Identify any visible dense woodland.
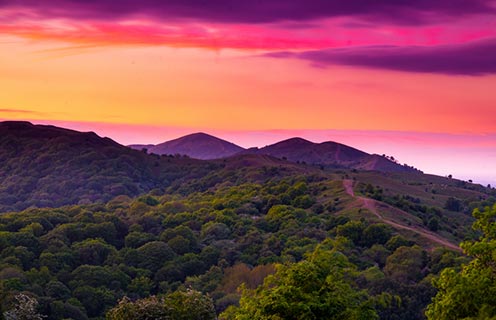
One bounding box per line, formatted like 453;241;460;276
1;172;495;319
0;122;218;212
1;122;496;319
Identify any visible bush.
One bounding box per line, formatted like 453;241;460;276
106;289;216;320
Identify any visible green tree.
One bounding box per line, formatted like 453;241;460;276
45;280;71;300
124;231;156;248
427;217;440;231
127;276;153;299
336;220;364;245
221;244;378;320
444;197;462;212
385;235;413;251
136;241;176;272
361;224;392;247
384;245;426;284
201;222;231;243
426;204;496;320
72;238;116;265
73;286;115;318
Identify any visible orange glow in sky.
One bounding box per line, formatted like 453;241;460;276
2;38;495;133
1;1;495;183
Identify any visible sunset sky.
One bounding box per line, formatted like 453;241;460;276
1;1;495;184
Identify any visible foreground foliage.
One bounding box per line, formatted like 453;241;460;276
3;293;44;320
222;242;378;320
426;204;496;320
106;289;215;320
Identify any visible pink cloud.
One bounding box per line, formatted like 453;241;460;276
1;10;495;51
0;17;339;50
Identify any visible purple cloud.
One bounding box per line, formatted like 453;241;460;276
1;0;495;25
266;38;496;75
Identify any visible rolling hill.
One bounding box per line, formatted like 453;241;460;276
0;121;216;212
242;137;420;173
131;134;419;173
130;132;245;160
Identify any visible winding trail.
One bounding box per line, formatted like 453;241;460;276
343;179;356;197
342;180;461;251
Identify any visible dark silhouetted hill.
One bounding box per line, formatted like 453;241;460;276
241;138;419;173
130;133;244;160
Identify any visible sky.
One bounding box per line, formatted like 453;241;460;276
1;0;495;185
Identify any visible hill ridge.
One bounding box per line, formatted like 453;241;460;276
130;132;244;160
238;135;417;173
0;121;213;211
131;132;419;173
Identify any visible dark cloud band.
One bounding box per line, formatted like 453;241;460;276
267;38;496;75
2;0;495;24
0;108;37;114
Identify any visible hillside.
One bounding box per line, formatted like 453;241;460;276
1;123;496;319
242;137;420;172
0;121;216;212
132;133;420;173
130;132;245;160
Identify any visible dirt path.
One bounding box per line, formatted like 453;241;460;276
342;180;461;252
343;179;355;196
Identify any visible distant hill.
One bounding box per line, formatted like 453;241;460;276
130;132;245;160
241;137;420;173
131;134;419;173
0;121;215;212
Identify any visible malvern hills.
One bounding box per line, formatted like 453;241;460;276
130;131;419;173
130;132;244;160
